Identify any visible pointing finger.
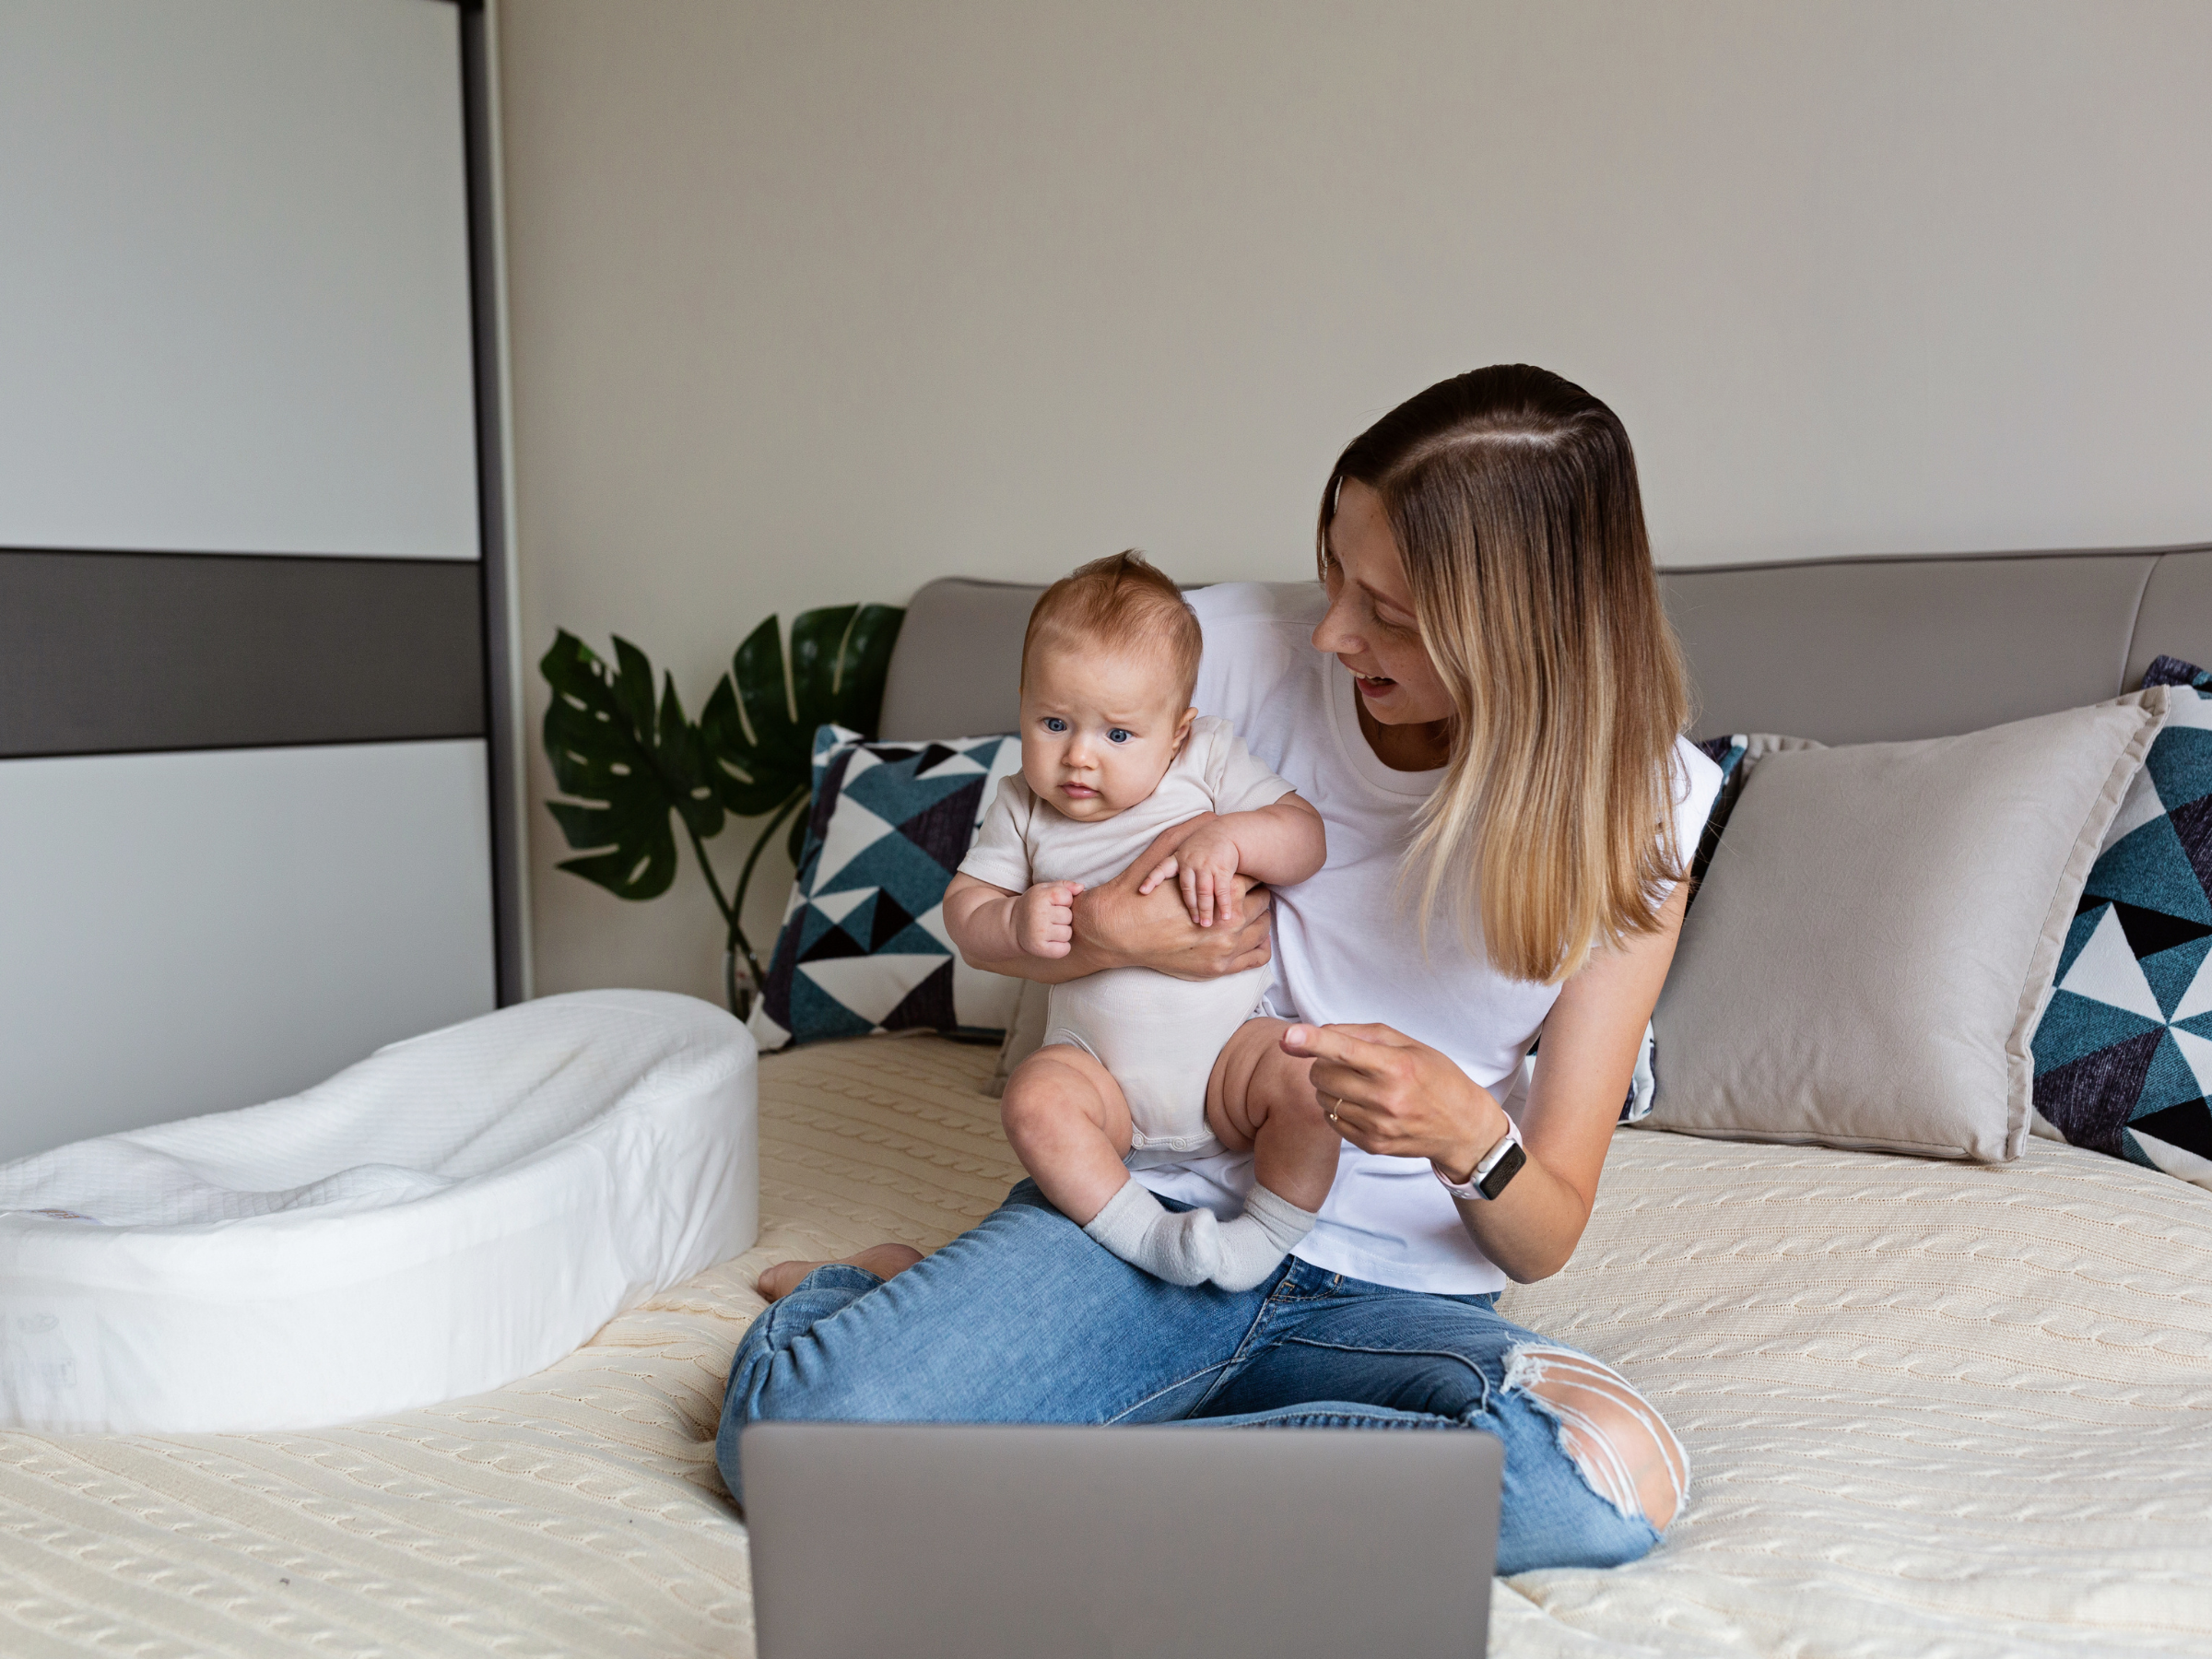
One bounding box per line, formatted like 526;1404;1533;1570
1277;1023;1393;1075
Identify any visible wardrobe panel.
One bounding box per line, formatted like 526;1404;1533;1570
0;0;478;559
0;740;497;1161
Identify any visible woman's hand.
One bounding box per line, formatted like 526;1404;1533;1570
1070;817;1273;981
1277;1022;1505;1178
1270;883;1691;1283
1278;1017;1571;1284
943;819;1271;984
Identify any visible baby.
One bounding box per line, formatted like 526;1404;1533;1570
946;553;1339;1290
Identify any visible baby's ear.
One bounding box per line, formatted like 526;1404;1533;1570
1176;706;1199;747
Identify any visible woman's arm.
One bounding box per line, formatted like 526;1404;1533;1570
1281;881;1688;1283
948;818;1277;985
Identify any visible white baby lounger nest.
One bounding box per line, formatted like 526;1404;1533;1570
0;990;758;1434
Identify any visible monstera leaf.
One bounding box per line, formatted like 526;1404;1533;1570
540;632;723;900
698;603;904;863
539;603;904;1008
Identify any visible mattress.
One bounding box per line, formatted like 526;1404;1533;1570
0;991;758;1433
1;1033;2206;1656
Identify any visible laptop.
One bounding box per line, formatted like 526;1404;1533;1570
743;1422;1500;1659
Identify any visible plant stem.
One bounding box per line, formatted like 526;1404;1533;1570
679;787;808;998
727;790;807;988
677;813;736;927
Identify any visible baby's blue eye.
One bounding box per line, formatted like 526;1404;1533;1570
1043;716;1067;734
1107;728;1132;744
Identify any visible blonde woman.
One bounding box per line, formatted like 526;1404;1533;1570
719;366;1723;1571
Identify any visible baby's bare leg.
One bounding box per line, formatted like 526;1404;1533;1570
1000;1044;1134;1227
1207;1018;1339;1210
1194;1019;1336;1291
1004;1042;1223;1287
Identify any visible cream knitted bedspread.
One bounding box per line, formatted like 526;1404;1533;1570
3;1036;2206;1656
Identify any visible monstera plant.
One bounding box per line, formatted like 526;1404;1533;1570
540;604;903;1017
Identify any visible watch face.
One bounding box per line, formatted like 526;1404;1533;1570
1477;1141;1526;1201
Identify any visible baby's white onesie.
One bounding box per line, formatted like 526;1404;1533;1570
957;715;1293;1157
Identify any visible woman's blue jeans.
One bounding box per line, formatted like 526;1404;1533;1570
717;1181;1662;1575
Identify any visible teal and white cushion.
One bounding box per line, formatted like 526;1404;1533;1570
2030;656;2212;1188
748;726;1023;1052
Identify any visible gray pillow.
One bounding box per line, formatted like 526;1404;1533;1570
1651;692;2170;1161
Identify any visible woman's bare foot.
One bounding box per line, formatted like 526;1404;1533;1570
755;1242;924;1303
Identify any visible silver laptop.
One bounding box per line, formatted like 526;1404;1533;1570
743;1422;1500;1659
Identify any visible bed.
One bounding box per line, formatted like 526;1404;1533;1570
3;1033;2204;1655
6;544;2211;1654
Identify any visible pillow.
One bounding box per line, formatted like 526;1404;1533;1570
1685;733;1825;901
1606;734;1808;1124
748;726;1023;1052
2029;657;2212;1189
985;978;1052;1100
1649;693;2169;1160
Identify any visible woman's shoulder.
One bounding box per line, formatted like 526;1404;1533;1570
1188;582;1326;720
1188;580;1327;633
1665;734;1724;860
1668;733;1723;813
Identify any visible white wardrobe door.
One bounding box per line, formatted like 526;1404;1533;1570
0;742;497;1161
0;0;478;559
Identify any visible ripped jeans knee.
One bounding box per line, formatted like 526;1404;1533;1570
1504;1344;1688;1533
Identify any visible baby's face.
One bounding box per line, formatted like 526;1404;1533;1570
1018;637;1194;823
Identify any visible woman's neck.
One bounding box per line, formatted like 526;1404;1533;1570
1355;693;1453;771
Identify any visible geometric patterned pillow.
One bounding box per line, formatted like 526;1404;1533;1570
2030;657;2212;1190
747;724;1023;1053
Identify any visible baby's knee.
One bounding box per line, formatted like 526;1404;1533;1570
1506;1346;1688;1533
1209;1022;1311;1135
1269;1077;1335;1134
1240;1070;1339;1160
1000;1049;1096;1135
999;1074;1061;1145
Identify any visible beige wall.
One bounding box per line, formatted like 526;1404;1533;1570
497;0;2212;1004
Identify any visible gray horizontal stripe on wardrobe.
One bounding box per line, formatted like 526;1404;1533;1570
0;547;486;759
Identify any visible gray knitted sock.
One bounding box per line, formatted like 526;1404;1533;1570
1208;1183;1320;1292
1082;1179;1221;1287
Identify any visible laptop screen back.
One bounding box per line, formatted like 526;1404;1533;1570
744;1422;1500;1659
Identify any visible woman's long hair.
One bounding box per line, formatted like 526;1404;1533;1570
1320;365;1691;983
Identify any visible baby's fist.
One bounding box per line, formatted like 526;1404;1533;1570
1015;879;1083;958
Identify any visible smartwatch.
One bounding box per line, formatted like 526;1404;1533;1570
1433;1117;1525;1202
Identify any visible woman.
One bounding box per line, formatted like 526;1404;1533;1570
718;365;1722;1571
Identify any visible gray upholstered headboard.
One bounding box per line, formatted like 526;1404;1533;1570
878;543;2212;745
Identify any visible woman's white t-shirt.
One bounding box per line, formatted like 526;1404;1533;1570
1130;582;1724;1295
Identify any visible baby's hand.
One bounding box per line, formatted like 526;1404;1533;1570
1014;880;1084;957
1137;824;1243;928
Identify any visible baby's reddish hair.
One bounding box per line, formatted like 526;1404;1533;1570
1020;551;1201;700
